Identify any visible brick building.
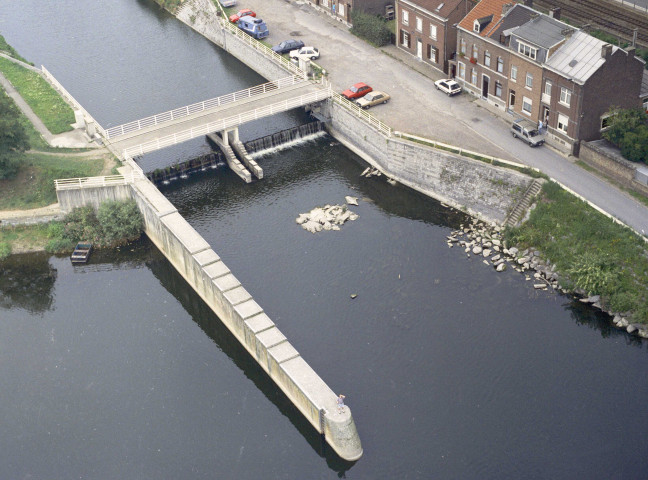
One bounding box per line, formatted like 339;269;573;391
306;0;393;24
396;0;474;74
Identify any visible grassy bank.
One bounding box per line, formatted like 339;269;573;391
505;181;648;323
0;57;75;134
0;34;30;64
0;224;50;258
0;153;103;210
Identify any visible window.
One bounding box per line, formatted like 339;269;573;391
400;30;410;48
416;17;422;32
472;44;478;59
471;69;478;85
525;72;533;88
601;114;615;130
557;113;569;133
544;80;552;96
560;87;572;106
428;45;438;63
511;65;517;81
518;41;537;60
458;62;466;79
522;96;532;115
460;38;466;55
495;81;502;98
402;10;409;25
497;57;503;73
484;51;491;67
473;21;480;32
430;24;437;40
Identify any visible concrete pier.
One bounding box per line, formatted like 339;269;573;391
55;167;363;461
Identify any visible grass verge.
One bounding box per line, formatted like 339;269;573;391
0;224;50;257
0;57;75;134
505;181;648;323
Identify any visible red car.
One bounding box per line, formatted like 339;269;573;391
342;82;372;100
229;9;256;23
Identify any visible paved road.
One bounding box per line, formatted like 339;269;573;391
230;0;648;236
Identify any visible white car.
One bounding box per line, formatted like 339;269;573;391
434;79;462;96
289;46;320;61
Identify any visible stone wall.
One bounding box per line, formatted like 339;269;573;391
56;178;363;461
323;101;534;225
580;140;648;196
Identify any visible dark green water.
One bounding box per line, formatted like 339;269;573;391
0;1;646;478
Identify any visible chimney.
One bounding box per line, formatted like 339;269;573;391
627;46;636;57
601;43;613;60
549;7;561;19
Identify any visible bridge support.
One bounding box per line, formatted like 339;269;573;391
208;127;263;181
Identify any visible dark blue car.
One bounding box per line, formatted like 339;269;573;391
271;39;305;55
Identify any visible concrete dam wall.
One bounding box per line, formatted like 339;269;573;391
56;177;363;461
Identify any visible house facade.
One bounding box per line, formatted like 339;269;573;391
306;0;393;24
396;0;474;74
453;0;645;154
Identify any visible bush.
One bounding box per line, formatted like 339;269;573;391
97;200;143;246
0;241;11;260
602;107;648;163
618;126;648;162
350;10;392;47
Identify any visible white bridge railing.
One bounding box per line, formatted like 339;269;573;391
331;92;393;137
122;87;332;158
54;171;143;191
105;75;307;139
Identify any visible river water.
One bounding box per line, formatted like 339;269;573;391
1;1;647;479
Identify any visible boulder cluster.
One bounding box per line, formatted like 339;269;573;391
296;198;359;233
447;221;648;339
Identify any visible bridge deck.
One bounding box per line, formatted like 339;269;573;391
107;80;331;159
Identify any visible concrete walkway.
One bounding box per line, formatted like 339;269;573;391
230;0;648;237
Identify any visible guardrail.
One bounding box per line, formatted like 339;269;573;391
105;75;307;139
331;92;393;137
122;87;332;158
41;65;107;139
54;171;143;191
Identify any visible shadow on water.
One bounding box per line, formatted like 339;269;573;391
0;253;57;314
143;244;357;474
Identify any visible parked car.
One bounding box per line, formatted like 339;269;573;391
237;16;269;40
510;118;545;147
271;39;305;55
341;82;372;100
355;90;390;109
289;46;320;60
229;9;255;23
220;0;237;7
434;79;462;96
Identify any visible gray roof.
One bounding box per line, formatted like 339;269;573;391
545;31;618;84
486;4;535;39
511;13;574;49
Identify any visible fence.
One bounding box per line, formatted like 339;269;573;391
54;171;143;191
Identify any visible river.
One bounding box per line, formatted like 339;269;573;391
0;1;647;479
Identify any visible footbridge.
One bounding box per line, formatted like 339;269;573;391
102;75;332;177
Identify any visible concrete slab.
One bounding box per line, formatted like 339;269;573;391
280;356;334;401
234;298;264;319
245;313;274;333
213;273;240;292
193;248;220;267
161;212;211;254
268;341;300;364
224;285;252;305
256;327;287;349
203;260;230;279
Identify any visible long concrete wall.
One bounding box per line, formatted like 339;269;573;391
322;101;534;225
56;178;363;461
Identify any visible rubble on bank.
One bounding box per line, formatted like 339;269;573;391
296;202;359;233
446;220;648;340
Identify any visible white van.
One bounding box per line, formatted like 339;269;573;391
510;118;545;147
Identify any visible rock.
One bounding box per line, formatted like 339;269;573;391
345;196;359;206
483;260;489;266
482;249;491;257
534;283;546;289
464;247;470;253
627;324;637;334
492;239;501;246
508;247;519;256
586;295;600;304
491;254;501;262
360;167;370;176
349;213;359;221
447;236;458;242
517;256;529;265
493;245;500;252
472;246;483;255
350;293;357;299
638;329;648;339
496;263;506;272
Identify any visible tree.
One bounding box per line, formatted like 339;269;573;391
0;91;29;179
602;107;647;145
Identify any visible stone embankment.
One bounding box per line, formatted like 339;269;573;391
447;221;648;339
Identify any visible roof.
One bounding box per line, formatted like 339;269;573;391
641;69;648;98
510;13;574;48
400;0;469;20
492;4;535;38
457;0;513;36
545;31;618;84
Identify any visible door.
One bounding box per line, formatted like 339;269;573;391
482;74;489;98
346;3;351;22
509;90;516;109
417;39;423;59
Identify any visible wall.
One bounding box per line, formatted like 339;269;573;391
580;140;648;196
323;101;534;224
56;177;363;462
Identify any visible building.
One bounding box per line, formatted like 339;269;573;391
396;0;475;74
305;0;394;24
453;0;645;154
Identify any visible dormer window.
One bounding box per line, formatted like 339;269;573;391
473;15;493;33
518;41;537;60
473;20;480;32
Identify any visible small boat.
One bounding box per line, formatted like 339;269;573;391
71;242;93;264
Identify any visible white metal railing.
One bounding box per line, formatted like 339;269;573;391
40;65;107;139
105;75;307;139
54;171;143;191
122;87;332;158
331;92;393;137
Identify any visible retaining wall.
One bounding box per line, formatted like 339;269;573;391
56;178;362;461
323;102;534;225
580;140;648;196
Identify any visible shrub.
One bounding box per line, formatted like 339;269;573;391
350;10;392;47
618;126;648;163
602;107;648;163
97;200;143;246
0;241;11;260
